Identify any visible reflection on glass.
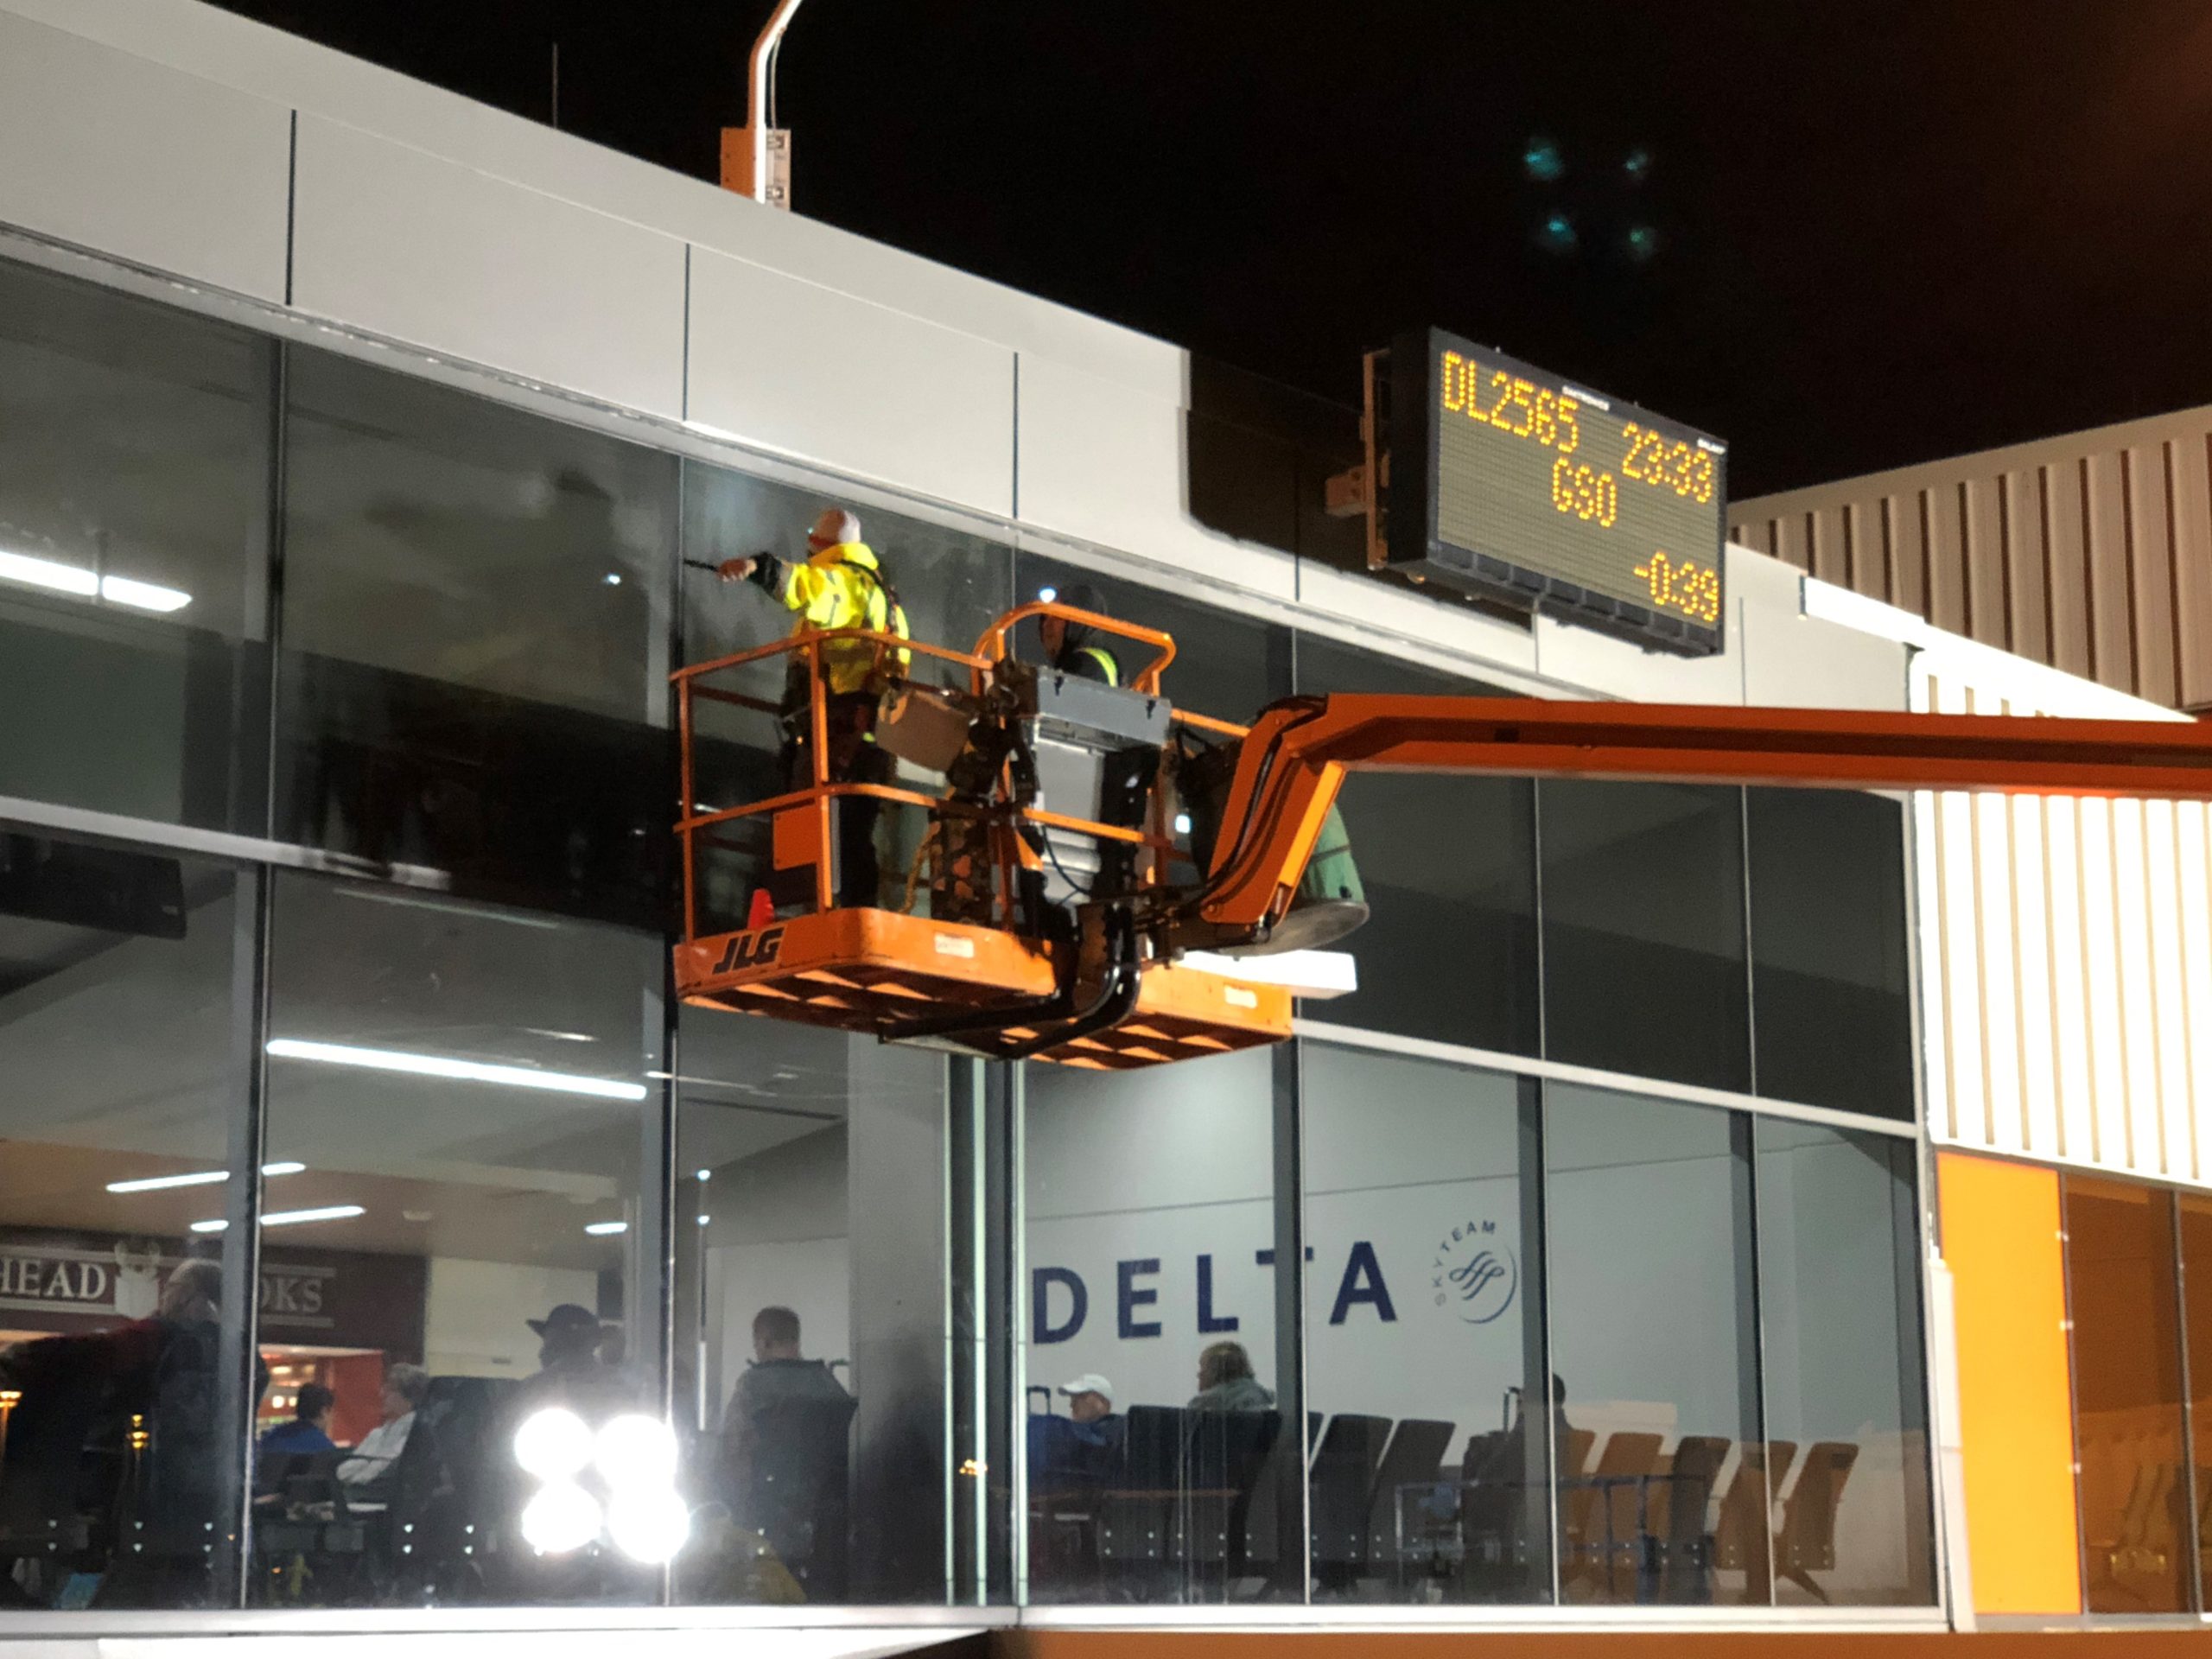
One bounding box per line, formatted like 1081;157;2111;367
0;257;264;830
1546;1084;1763;1605
1302;1046;1549;1604
1745;789;1913;1119
0;830;245;1607
1541;781;1751;1093
2178;1194;2212;1608
2064;1177;2190;1613
1023;1050;1280;1604
254;874;655;1606
1293;636;1537;1053
671;1013;948;1605
276;348;675;926
1756;1120;1934;1605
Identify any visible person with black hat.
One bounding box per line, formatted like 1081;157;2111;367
1038;582;1121;686
514;1302;629;1420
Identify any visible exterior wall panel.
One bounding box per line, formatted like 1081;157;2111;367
290;116;687;419
686;246;1015;518
1015;353;1298;603
1935;1151;2083;1616
1738;408;2212;712
0;10;289;302
1910;636;2212;1187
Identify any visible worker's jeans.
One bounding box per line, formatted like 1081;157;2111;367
779;692;891;908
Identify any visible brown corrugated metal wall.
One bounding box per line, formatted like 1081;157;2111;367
1732;416;2212;712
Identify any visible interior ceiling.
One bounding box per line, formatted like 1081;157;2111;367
0;861;869;1268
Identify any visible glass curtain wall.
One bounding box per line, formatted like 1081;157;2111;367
0;260;270;834
0;830;252;1609
1021;1050;1281;1605
0;245;1944;1618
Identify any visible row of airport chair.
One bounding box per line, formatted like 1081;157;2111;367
1040;1404;1862;1605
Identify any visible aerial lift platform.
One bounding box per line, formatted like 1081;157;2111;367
674;601;2212;1070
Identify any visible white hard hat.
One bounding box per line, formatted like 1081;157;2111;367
809;507;861;547
1057;1373;1113;1404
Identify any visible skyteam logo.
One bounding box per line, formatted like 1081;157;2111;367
1431;1219;1517;1326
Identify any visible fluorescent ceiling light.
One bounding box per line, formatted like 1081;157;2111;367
190;1204;365;1234
267;1038;648;1101
584;1220;628;1236
106;1160;307;1194
99;574;192;613
0;550;192;612
0;550;98;597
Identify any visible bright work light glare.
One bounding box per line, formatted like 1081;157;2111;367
606;1488;689;1564
595;1414;679;1491
1037;587;1058;602
519;1480;601;1554
513;1408;594;1480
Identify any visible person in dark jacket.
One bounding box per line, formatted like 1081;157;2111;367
1039;582;1121;685
258;1382;336;1459
1027;1373;1124;1494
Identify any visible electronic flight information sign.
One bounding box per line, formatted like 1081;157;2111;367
1385;327;1729;655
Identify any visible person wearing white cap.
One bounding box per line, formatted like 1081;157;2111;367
1058;1373;1114;1423
1030;1372;1123;1494
717;506;912;906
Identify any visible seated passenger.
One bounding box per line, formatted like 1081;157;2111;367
513;1303;632;1420
258;1382;337;1460
339;1363;429;1500
1028;1373;1124;1494
1187;1340;1275;1412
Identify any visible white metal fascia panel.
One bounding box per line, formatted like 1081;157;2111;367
2044;798;2099;1166
2005;787;2059;1160
0;9;289;302
2177;803;2212;1185
289;116;687;419
685;247;1014;518
1015;353;1297;602
2146;799;2195;1185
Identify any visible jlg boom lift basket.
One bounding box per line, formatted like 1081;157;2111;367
671;602;1292;1069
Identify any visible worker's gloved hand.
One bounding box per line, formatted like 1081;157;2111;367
716;556;756;582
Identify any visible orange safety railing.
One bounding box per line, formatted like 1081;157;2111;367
671;606;1245;950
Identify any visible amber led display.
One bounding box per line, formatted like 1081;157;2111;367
1387;328;1729;655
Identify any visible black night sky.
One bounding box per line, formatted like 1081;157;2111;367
212;1;2212;497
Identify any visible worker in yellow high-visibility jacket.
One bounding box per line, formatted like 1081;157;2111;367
720;507;912;908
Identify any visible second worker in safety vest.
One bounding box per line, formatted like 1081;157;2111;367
720;507;911;909
1038;582;1121;686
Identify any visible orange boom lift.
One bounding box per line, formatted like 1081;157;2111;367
673;604;2212;1070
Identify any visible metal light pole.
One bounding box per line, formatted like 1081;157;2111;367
720;0;807;208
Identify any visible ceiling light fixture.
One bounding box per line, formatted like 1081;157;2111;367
583;1220;628;1236
99;575;192;613
0;550;192;613
106;1160;307;1194
190;1204;365;1234
267;1038;647;1101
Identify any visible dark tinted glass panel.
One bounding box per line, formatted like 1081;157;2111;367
1756;1121;1935;1605
671;1012;954;1605
2063;1177;2190;1613
1293;635;1538;1052
1546;1085;1764;1604
276;350;675;927
0;257;266;831
1023;1050;1280;1604
1013;552;1289;722
679;469;1013;927
1302;1046;1550;1604
1541;782;1750;1093
1747;789;1913;1118
0;829;249;1607
257;874;658;1607
2179;1193;2212;1609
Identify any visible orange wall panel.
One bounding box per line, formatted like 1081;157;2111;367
1936;1151;2081;1615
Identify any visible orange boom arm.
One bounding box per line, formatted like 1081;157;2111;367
1197;696;2212;939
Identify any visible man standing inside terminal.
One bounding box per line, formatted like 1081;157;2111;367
720;508;910;907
